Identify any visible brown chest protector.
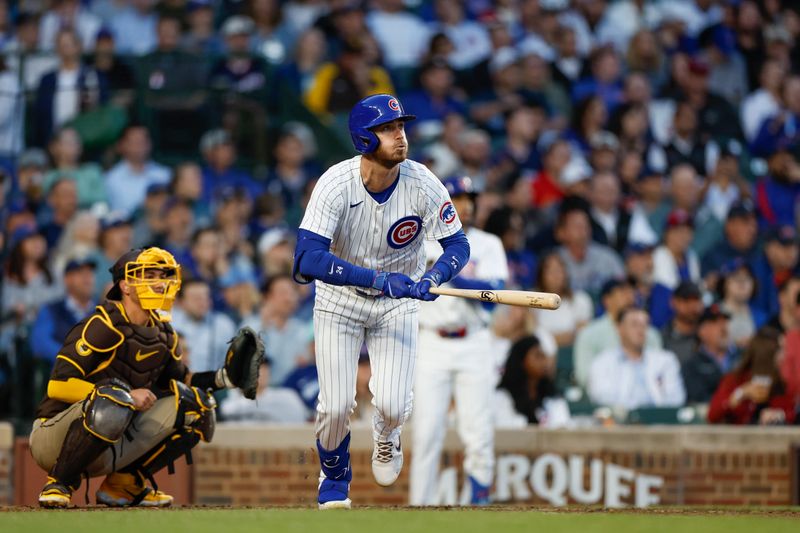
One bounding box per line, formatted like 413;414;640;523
88;303;178;389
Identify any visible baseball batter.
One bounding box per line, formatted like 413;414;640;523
410;177;509;506
293;94;470;509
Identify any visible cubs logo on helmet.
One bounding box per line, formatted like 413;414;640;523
387;216;423;249
388;98;400;111
439;202;457;224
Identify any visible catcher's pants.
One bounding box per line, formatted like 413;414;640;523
30;397;178;477
314;296;418;450
409;327;495;506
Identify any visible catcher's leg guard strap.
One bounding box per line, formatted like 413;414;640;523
317;432;352;482
170;379;216;442
123;428;202;486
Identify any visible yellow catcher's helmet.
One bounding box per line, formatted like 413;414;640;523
106;247;182;319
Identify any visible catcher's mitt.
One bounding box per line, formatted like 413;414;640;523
225;326;265;400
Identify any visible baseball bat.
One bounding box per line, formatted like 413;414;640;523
428;287;561;310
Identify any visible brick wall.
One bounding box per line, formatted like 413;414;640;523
193;425;800;507
0;422;12;505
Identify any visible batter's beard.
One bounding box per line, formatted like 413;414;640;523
372;145;408;168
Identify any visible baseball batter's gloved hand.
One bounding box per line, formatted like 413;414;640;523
373;271;414;298
410;271;441;301
224;326;265;400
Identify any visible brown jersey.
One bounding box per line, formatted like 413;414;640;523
36;301;189;419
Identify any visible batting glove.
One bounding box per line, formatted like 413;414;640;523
373;271;414;299
410;271;441;301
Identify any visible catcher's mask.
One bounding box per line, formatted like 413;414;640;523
106;247;182;320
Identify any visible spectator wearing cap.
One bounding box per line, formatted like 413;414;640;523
89;214;133;299
241;274;312;386
740;59;785;143
10;149;50;213
588;307;685;411
38;178;78;249
365;0;430;70
218;263;260;325
752;227;799;317
171;278;237;373
588;171;657;254
108;0;158;56
573;278;663;389
652;208;700;291
659;281;704;364
700;200;759;277
42;127;105;208
104;124;170;216
751;76;800;158
1;227;61;332
91;27;136;104
399;59;467;138
181;0;223;56
469;46;524;136
209;16;268;97
199;128;263;204
257;227;294;281
303;37;395;119
33;28;109;146
676;57;742;140
681;304;738;404
763;24;796;81
533;252;593;348
220;359;310;423
708;326;795;425
430;0;492;70
38;0;101;52
717;260;767;348
29;258;96;367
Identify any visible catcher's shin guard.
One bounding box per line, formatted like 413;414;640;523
121;380;216;486
47;382;136;493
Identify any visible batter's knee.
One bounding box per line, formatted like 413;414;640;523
320;399;356;425
85;382;136;443
373;397;407;429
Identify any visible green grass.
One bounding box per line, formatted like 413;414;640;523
1;508;800;533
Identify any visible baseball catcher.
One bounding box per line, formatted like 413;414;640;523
30;247;263;508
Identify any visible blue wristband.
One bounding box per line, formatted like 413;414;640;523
372;271;388;291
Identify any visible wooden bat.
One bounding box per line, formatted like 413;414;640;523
428;287;561;310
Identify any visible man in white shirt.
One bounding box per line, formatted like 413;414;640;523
170;278;237;373
104;124;170;216
366;0;430;69
588;306;685;411
38;0;101;52
573;278;662;388
741;59;785;143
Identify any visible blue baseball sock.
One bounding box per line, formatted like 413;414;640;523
317;433;352;482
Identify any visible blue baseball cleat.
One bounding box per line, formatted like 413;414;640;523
469;476;491;505
318;473;352;510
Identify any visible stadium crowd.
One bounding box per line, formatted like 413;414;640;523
2;0;800;428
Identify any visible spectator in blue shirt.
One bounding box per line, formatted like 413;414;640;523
30;258;97;367
199;128;263;203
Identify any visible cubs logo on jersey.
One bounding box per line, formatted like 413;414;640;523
439;202;456;224
387;216;423;249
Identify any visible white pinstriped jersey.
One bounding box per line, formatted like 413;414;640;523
420;227;509;331
300;156;462;310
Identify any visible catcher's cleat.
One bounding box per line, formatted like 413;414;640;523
96;472;173;507
38;477;73;508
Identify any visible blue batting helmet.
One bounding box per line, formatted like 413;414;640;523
348;94;416;154
443;176;478;198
